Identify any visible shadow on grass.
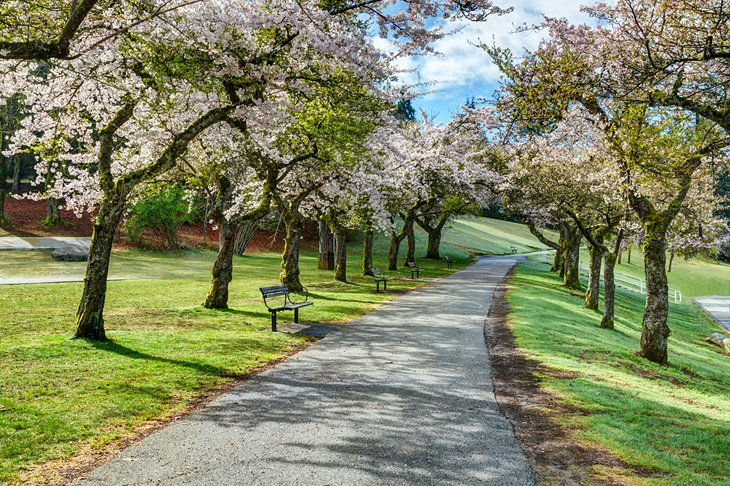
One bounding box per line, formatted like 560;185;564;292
84;339;237;378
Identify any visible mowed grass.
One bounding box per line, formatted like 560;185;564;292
0;243;466;483
507;262;730;485
608;247;730;300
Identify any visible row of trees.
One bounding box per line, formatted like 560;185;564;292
1;0;728;367
480;0;730;364
0;0;506;341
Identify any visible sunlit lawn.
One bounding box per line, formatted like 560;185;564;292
507;262;730;485
0;242;466;483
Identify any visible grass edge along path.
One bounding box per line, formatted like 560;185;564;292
0;248;468;485
504;262;730;486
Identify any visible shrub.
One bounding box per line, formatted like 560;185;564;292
125;185;194;248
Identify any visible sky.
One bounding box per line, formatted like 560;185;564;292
394;1;597;122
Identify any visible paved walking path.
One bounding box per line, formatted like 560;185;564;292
78;257;535;486
695;297;730;332
0;236;91;251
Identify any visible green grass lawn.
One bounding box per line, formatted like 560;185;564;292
610;247;730;300
371;216;556;260
507;262;730;485
0;240;466;483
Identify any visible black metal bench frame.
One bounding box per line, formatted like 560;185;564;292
370;267;393;292
260;284;313;332
405;261;422;279
510;246;518;254
444;255;453;269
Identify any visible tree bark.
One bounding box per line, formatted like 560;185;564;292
562;224;582;291
43;196;63;226
626;246;632;264
318;220;334;270
387;229;401;271
362;218;374;276
74;195;126;340
668;250;675;273
11;156;20;193
280;215;303;292
404;224;415;265
0;154;7;225
425;227;442;259
585;238;604;310
601;232;623;329
640;228;671;364
203;211;235;309
329;211;347;282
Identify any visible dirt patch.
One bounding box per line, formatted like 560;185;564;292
484;267;660;485
0;198;93;237
20;339;317;486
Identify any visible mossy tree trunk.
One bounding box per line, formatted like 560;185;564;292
640;227;670;363
74;193;126;340
601;230;623;329
203;170;276;309
328;209;347;282
318;221;334;270
628;176;693;364
526;220;562;272
43;196;63;226
280;213;303;292
404;225;415;265
562;224;582;291
74;102;236;340
362;217;374;276
585;233;606;310
387;203;424;271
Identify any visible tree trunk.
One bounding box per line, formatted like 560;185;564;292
0;154;7;226
387;230;401;271
203;212;235;309
43;196;63;226
404;225;415;265
601;251;618;329
562;225;582;291
667;250;675;273
280;216;303;292
627;246;632;264
585;241;603;310
362;219;374;276
618;250;622;265
557;223;570;277
329;211;347;282
318;221;334;270
425;227;442;259
12;156;20;193
601;232;623;329
74;195;126;340
640;230;670;364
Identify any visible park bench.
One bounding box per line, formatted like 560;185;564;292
371;267;393;292
444;255;453;269
405;261;422;279
510;246;517;254
260;284;313;332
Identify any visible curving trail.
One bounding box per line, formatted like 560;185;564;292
79;256;535;486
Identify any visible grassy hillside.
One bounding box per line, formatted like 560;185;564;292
507;263;730;485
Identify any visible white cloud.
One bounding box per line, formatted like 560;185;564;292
401;0;599;119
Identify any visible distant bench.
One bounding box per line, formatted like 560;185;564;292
370;268;393;292
510;246;517;254
405;261;422;279
260;285;313;332
444;255;453;269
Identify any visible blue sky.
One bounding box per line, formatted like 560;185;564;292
394;1;597;122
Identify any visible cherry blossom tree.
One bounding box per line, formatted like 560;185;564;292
487;19;729;363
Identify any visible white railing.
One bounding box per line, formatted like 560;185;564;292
579;264;682;304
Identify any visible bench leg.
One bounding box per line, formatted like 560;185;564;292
294;307;299;323
271;312;277;332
